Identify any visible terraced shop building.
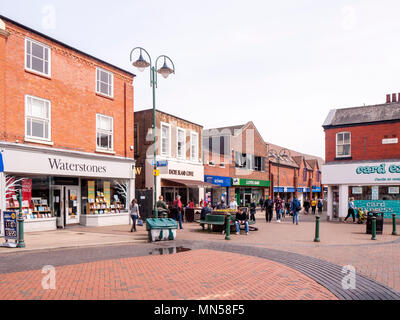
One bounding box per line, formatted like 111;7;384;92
322;94;400;221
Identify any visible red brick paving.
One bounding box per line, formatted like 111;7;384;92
0;249;337;300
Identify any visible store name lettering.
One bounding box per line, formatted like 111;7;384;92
356;164;400;175
48;158;107;173
169;170;194;177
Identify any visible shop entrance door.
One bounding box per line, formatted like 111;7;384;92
244;193;252;206
65;186;80;225
51;186;64;228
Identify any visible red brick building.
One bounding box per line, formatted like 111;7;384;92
322;94;400;220
203;122;270;207
0;16;135;232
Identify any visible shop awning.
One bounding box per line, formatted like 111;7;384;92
162;178;218;188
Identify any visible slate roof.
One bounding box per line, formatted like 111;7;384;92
323;103;400;128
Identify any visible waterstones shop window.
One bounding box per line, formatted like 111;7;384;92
96;68;114;98
96;114;113;150
25;38;51;77
81;179;128;215
25;95;51;141
337;132;351;157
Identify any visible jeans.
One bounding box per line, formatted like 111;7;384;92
293;212;299;224
345;208;356;222
276;209;281;221
176;212;183;229
130;215;137;231
250;211;256;222
235;221;249;233
312;206;316;215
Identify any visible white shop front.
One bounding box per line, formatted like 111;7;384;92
0;143;135;233
322;160;400;221
145;159;207;206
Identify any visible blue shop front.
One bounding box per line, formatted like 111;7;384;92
204;175;232;206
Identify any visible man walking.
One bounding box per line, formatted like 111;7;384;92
291;196;301;225
274;195;283;223
265;196;274;223
250;198;256;222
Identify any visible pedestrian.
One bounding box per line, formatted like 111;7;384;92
344;197;356;223
311;198;317;215
200;202;212;230
173;195;184;230
303;198;310;214
229;197;238;210
217;199;227;209
265;196;274;223
235;207;249;235
259;197;264;209
291;196;301;225
285;200;291;216
274;195;283;223
250;198;256;222
129;199;141;232
317;198;323;213
156;195;169;217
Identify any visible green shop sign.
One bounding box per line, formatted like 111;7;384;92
356;163;400;175
354;200;400;219
232;178;270;187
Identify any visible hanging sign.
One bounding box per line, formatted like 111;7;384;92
104;181;111;205
21;179;32;205
88;181;95;202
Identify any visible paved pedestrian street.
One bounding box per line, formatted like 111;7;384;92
1;213;400;300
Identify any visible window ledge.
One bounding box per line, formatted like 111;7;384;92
334;156;352;161
24;138;54;146
25;68;52;80
96;149;116;155
95;92;114;100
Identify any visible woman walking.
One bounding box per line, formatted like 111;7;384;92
129;199;141;232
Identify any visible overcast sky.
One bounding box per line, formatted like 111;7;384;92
2;0;400;158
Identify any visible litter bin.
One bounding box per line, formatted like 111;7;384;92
366;212;384;235
146;218;178;242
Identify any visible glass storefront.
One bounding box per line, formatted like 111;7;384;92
349;185;400;201
235;187;264;207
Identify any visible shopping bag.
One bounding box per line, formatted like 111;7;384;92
137;219;143;227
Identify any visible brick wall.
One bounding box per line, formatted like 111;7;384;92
325;122;400;163
1;19;134;158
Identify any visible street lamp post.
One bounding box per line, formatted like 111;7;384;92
268;148;290;199
130;47;175;219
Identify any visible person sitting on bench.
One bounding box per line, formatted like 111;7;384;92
200;202;212;230
235;207;249;235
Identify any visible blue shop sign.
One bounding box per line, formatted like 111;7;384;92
0;152;3;173
287;187;296;193
274;187;285;193
297;188;304;192
204;175;231;187
150;160;168;167
312;187;322;192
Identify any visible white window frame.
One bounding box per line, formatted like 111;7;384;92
176;127;186;159
25;95;51;142
160;122;171;157
96;67;114;98
96;114;114;152
25;38;51;78
336;132;351;158
190;132;199;161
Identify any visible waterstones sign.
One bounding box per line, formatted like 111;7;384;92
2;148;133;179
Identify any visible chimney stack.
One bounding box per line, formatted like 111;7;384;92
386;94;391;103
392;93;397;103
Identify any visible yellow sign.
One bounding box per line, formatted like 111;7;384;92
153;170;160;177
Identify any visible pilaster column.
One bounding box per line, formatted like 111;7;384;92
0;171;5;236
327;185;333;221
339;184;349;221
0;20;10;141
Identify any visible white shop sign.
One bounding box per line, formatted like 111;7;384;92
146;159;204;181
3;148;134;179
322;161;400;185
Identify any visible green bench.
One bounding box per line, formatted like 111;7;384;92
197;214;255;232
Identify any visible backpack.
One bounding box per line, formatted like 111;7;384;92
295;200;301;211
318;201;323;208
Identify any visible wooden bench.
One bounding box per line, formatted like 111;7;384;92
197;214;255;232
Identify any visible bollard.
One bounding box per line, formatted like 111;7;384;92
16;190;25;248
225;214;231;240
392;213;398;236
371;216;377;240
314;215;320;242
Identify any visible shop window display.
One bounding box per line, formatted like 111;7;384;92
81;179;128;215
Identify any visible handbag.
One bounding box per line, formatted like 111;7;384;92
137;219;143;227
